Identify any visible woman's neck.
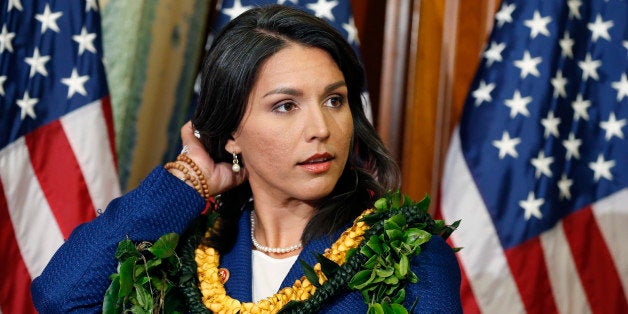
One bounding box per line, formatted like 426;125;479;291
250;196;315;258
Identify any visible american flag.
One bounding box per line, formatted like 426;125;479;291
0;0;120;312
440;0;628;313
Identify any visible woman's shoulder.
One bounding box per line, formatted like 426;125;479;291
406;235;462;313
416;235;458;264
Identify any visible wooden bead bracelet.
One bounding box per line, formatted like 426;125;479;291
164;154;210;201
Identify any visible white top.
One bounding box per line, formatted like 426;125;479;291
251;250;298;302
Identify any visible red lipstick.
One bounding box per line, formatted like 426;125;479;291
298;153;333;174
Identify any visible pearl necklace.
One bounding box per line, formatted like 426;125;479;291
250;211;303;254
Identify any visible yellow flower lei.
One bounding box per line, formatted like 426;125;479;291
195;209;373;314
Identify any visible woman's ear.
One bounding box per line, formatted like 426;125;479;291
225;138;241;155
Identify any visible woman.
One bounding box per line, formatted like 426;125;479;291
32;5;461;313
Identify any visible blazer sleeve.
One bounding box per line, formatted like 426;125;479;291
31;167;206;314
405;235;463;313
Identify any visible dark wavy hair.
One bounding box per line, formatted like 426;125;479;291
192;5;400;252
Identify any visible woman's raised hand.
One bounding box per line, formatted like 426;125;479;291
173;121;247;198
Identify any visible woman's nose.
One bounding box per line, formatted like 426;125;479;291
305;106;331;141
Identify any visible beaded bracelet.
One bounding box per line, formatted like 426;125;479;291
177;154;211;199
164;154;210;201
164;161;208;201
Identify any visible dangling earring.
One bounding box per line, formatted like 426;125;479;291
232;152;241;173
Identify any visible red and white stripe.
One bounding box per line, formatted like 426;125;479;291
440;129;628;314
0;98;120;313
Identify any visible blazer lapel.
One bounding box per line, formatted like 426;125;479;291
280;226;345;289
221;209;253;302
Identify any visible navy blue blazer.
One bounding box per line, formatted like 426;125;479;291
31;167;462;313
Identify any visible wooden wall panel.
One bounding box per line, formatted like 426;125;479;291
401;0;447;202
377;1;413;160
399;0;499;208
350;0;387;122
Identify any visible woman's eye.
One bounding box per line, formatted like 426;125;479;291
273;102;298;113
325;95;345;108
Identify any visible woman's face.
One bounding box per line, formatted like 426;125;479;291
228;44;353;204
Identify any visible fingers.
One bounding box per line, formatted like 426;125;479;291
180;121;200;147
180;121;209;165
177;121;248;196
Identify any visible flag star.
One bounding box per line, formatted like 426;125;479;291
0;25;16;53
35;4;64;33
472;80;495;106
519;192;544;221
72;27;97;55
307;0;338;21
531;151;554;178
600;112;626;141
0;75;6;96
571;94;591;121
504;90;532;118
611;73;628;102
492;131;521;159
589;154;615;182
551;70;568;98
558;174;573;200
7;0;23;11
578;53;601;81
541;111;561;138
624;41;628;54
514;51;542;79
587;14;613;42
524;10;552;39
342;17;359;44
61;68;90;98
278;0;299;3
86;0;99;11
495;3;516;28
559;32;575;59
562;133;582;160
16;91;38;120
483;41;505;66
567;0;582;20
222;0;253;21
24;48;51;78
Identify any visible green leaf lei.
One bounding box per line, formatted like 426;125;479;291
103;233;186;313
277;191;459;313
104;191;459;313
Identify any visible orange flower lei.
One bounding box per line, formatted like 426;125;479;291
194;209;373;313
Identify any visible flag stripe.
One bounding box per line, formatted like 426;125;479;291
101;97;118;169
61;99;120;212
591;189;628;297
0;180;37;314
563;205;628;313
540;221;591;313
441;130;526;313
0;138;64;279
457;253;482;314
25;121;97;238
505;238;559;313
437;207;481;313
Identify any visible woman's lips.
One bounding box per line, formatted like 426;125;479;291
298;153;333;174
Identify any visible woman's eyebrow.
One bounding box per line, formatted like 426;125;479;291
263;81;347;98
324;81;347;94
264;87;302;98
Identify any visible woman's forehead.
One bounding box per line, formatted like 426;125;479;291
253;45;343;89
